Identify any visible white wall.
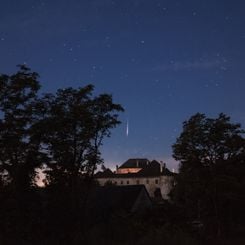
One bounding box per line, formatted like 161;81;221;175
96;176;173;199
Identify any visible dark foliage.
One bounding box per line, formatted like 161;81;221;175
172;113;245;239
0;66;123;244
1;67;244;244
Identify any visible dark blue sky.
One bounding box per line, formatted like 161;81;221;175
1;0;245;170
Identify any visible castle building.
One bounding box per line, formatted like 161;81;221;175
95;158;174;199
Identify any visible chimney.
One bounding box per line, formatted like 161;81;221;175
160;161;166;173
116;165;118;173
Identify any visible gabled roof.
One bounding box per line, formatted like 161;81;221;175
161;167;175;176
87;185;152;220
95;168;114;178
95;159;175;178
137;161;161;176
119;158;150;169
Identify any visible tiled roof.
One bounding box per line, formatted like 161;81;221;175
95;159;174;178
95;168;114;178
87;185;152;218
119;158;150;169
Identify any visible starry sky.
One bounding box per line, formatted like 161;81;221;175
1;0;245;171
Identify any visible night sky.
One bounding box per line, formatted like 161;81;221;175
1;0;245;171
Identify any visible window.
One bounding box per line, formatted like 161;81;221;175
155;179;159;184
146;179;149;184
127;180;129;185
136;180;140;184
121;180;124;185
114;181;117;185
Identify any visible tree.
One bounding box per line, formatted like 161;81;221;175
0;66;124;244
0;65;46;244
38;86;124;243
39;86;124;187
0;65;44;190
172;113;245;237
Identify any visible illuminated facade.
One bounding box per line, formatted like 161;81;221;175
95;159;174;199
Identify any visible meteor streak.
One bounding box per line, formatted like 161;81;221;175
126;120;129;137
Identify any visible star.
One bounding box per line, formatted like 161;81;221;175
0;0;244;172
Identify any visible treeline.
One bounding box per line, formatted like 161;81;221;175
0;66;245;245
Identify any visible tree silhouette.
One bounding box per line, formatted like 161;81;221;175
0;65;47;244
0;66;124;244
172;113;245;237
0;65;43;190
38;86;124;186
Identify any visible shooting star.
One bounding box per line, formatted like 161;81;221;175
126;120;129;137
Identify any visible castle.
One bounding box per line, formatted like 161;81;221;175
95;158;174;199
